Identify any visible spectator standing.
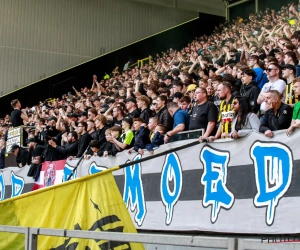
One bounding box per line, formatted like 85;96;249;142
95;115;110;145
214;82;235;139
125;98;140;118
259;90;293;138
109;117;134;151
225;96;260;139
10;99;29;127
87;120;98;140
49;131;78;158
155;95;173;132
112;106;124;127
10;144;28;168
247;55;268;89
240;69;260;113
164;102;190;143
257;63;286;113
284;52;300;77
136;95;152;124
128;118;151;154
76;122;92;158
189;87;218;139
281;64;298;106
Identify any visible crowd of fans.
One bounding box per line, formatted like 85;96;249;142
2;2;300;171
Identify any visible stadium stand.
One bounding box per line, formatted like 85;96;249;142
2;1;300;170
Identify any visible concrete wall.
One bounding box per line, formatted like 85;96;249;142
0;0;198;96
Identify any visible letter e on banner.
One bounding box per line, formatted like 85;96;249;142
200;146;234;223
160;152;182;225
250;141;293;226
123;154;146;226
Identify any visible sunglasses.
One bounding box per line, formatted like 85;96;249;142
233;102;238;105
266;68;277;72
152;103;158;105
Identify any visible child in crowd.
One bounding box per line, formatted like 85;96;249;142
84;140;101;159
98;127;120;156
145;124;166;155
109;117;135;152
128;118;151;154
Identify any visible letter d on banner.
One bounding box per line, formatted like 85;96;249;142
123;154;146;226
250;142;293;226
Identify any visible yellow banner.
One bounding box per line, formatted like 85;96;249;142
0;169;144;250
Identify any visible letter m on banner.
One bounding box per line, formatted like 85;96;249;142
123;154;146;226
250;141;293;226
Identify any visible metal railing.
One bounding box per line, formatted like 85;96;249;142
1;225;300;250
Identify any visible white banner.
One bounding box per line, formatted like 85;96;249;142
1;130;300;234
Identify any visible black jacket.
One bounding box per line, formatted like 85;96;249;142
97;125;110;145
140;108;153;124
77;133;92;158
55;141;78;158
155;106;173;132
259;103;293;133
241;82;261;113
16;148;29;167
133;127;151;151
98;141;118;156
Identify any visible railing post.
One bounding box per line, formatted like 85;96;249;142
28;228;38;250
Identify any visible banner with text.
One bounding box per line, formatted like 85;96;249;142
1;130;300;234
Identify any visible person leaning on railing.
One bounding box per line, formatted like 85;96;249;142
224;96;260;140
259;90;293;138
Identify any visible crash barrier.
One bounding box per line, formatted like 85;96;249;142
1;129;300;236
1;225;300;250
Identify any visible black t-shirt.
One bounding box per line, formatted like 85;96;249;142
10;109;23;127
113;117;122;127
189;101;218;133
128;109;140;119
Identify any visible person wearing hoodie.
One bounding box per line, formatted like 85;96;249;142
240;69;260;113
128;118;151;154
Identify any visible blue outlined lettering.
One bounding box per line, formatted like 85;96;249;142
63;164;76;182
0;173;5;200
123;154;146;226
88;162;107;175
250;141;293;226
11;172;24;198
200;146;234;223
160;152;182;225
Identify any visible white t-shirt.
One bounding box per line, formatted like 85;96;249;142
260;79;286;111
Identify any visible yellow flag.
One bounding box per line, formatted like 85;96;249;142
0;169;144;250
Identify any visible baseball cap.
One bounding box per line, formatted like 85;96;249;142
122;117;133;126
186;84;197;93
281;64;296;73
10;144;20;153
124;97;137;104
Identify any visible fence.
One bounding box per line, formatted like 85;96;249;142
0;225;299;250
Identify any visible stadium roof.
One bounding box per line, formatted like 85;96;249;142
131;0;229;16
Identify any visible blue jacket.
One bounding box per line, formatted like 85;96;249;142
146;132;164;151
